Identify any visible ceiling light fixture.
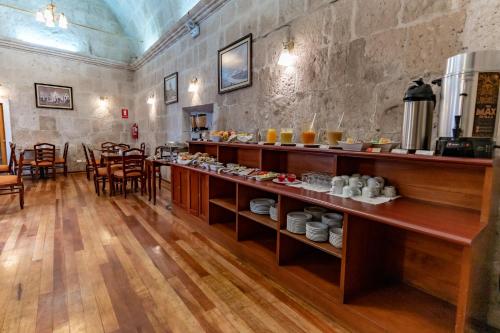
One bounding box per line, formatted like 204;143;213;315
36;1;68;29
188;78;199;93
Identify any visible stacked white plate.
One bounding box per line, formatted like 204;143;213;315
329;227;343;248
250;198;275;215
306;222;329;242
286;212;312;234
304;206;327;220
269;204;278;221
321;213;343;228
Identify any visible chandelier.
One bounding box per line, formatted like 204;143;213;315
35;1;68;29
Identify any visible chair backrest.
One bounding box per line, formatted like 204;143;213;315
63;142;69;160
34;143;55;164
82;143;90;164
140;142;146;151
16;152;24;183
122;148;144;176
101;142;115;149
8;142;16;174
155;145;169;159
87;148;99;171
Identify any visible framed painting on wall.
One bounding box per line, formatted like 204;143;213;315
34;83;74;110
218;33;252;94
164;72;178;105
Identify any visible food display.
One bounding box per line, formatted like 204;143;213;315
370;138;400;152
252;171;279;181
177;152;216;165
273;173;299;185
338;138;372;151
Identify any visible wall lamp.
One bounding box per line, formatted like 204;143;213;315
99;96;109;108
278;40;297;67
188;77;199;93
147;93;155;105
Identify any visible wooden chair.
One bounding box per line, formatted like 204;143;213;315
113;143;130;152
101;142;116;150
154;145;168;192
0;142;16;174
88;148;109;196
140;142;146;152
112;148;145;198
82;143;95;180
31;143;56;180
0;152;25;208
55;142;69;176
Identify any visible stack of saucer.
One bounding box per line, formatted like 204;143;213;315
269;204;278;221
329;227;343;248
321;213;343;228
306;222;329;242
250;198;275;215
286;212;312;234
304;206;327;220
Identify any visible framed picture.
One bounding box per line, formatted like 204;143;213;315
218;33;252;94
164;72;178;105
34;83;73;110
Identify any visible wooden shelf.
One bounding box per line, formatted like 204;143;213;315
239;210;277;230
211;221;236;237
209;197;236;212
188;141;493;167
280;249;341;299
346;284;456;333
280;229;342;258
176;164;483;246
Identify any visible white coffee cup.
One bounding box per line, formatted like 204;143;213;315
383;186;397;198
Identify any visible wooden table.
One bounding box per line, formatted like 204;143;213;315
145;158;170;205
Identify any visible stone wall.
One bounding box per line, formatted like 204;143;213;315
132;0;500;328
0;47;134;171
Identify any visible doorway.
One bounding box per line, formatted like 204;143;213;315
0;104;7;164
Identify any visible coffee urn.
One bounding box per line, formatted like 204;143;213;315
401;79;436;151
436;50;500;158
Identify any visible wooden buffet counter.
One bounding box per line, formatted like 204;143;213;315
170;141;497;333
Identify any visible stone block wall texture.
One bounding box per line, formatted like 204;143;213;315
0;47;135;172
132;0;500;328
2;0;500;328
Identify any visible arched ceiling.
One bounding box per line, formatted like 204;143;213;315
0;0;199;63
102;0;199;53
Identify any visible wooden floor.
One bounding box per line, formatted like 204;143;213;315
0;173;350;333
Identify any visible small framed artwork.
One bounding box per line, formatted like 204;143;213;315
164;72;178;105
34;83;74;110
218;33;252;94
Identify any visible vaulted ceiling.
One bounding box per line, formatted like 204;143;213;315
0;0;199;63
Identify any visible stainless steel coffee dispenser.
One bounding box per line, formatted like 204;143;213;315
436;50;500;158
401;79;435;151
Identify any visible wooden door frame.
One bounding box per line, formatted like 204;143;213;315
0;99;13;164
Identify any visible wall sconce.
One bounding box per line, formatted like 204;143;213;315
278;40;297;67
188;78;199;93
99;96;109;108
147;93;155;105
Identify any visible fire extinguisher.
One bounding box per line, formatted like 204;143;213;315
131;123;139;140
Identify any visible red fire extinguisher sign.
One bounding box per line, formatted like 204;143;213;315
121;108;129;119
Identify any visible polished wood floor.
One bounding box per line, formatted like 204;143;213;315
0;174;350;333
